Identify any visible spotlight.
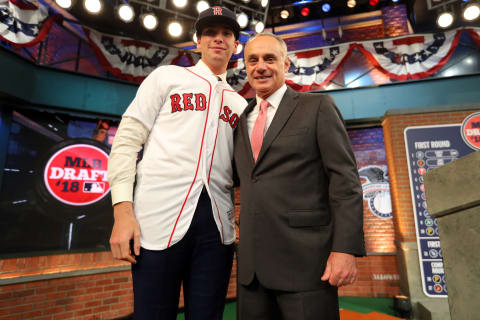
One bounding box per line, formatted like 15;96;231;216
117;3;135;23
237;12;249;28
301;7;310;16
141;13;158;30
172;0;186;8
369;0;379;6
347;0;356;8
168;21;183;37
464;3;480;21
261;0;268;8
322;3;330;12
55;0;73;9
236;43;243;55
392;0;399;2
193;32;197;43
241;0;251;3
84;0;102;14
251;19;264;33
196;0;209;13
280;9;289;19
437;11;454;28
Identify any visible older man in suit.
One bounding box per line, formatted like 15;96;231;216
234;32;365;320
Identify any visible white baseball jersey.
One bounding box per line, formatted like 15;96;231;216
112;60;247;250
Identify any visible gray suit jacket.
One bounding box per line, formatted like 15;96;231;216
234;87;365;292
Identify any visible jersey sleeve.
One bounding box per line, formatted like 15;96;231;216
107;117;149;205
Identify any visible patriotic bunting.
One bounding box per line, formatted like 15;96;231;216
85;28;200;83
0;0;61;47
466;27;480;47
357;29;462;81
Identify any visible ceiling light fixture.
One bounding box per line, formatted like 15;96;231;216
301;7;310;16
280;9;289;19
347;0;356;8
55;0;73;9
322;3;330;13
237;12;249;28
196;0;209;13
84;0;102;14
168;20;183;37
261;0;268;8
437;11;454;28
463;3;480;21
172;0;187;8
250;19;265;33
117;3;135;23
193;32;197;42
141;13;158;30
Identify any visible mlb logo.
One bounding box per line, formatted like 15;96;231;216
83;182;105;193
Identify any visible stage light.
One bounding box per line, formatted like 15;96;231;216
437;11;454;28
237;12;249;28
236;43;243;54
280;9;289;19
322;3;330;12
347;0;356;8
196;0;209;13
392;0;400;2
369;0;379;6
193;32;197;43
241;0;251;3
56;0;72;9
250;19;264;33
141;13;158;30
168;21;183;37
117;4;135;23
463;3;480;21
301;7;310;16
172;0;187;8
261;0;268;8
84;0;102;14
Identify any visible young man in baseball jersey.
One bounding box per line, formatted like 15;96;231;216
108;7;247;320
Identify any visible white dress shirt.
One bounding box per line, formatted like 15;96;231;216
247;84;288;138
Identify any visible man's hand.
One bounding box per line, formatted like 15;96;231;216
321;252;357;287
109;202;141;264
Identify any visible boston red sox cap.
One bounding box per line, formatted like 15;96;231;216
195;6;240;40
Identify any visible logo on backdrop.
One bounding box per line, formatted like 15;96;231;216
43;144;110;206
460;112;480;151
359;165;392;219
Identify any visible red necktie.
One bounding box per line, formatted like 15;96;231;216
251;100;269;162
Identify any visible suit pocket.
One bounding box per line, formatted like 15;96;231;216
278;127;308;137
288;209;330;227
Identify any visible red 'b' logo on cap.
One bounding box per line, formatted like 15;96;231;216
213;6;222;15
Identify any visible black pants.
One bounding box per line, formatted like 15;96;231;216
132;192;234;320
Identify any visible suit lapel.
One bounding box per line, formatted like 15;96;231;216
239;99;256;167
255;87;299;166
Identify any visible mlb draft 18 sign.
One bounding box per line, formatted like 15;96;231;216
43;143;110;206
461;112;480;151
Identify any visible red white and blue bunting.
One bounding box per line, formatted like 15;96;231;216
0;0;60;47
466;27;480;47
85;28;200;82
357;29;462;80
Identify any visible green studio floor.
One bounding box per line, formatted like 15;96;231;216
176;297;398;319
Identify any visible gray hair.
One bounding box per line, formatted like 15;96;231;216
245;32;288;58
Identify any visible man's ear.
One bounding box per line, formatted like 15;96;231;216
284;56;290;72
